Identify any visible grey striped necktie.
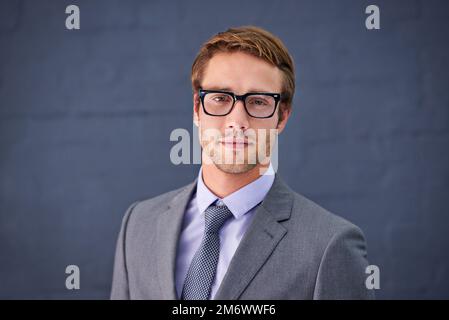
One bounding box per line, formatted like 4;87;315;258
181;202;234;300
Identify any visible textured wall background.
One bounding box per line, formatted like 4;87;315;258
0;0;448;299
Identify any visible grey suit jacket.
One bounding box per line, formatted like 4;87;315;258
111;174;375;300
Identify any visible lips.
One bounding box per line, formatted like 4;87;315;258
219;138;253;151
219;137;254;145
221;139;248;144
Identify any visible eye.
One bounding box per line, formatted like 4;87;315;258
255;99;268;105
248;97;269;106
213;95;227;102
209;94;232;103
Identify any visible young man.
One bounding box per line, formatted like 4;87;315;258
111;26;374;300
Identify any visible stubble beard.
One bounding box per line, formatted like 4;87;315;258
201;128;273;175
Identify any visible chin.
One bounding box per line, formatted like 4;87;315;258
213;163;258;174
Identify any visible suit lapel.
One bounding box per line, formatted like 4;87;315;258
155;178;197;299
214;174;294;300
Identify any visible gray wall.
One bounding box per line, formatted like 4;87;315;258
0;0;448;299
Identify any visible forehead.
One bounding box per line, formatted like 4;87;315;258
201;51;283;93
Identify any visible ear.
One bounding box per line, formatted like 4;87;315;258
276;105;291;134
193;92;200;127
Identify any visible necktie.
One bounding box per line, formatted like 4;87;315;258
181;202;234;300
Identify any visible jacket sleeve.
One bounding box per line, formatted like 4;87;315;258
313;225;376;300
110;201;140;300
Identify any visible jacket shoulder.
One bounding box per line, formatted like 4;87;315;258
123;180;195;224
287;188;373;298
289;189;366;242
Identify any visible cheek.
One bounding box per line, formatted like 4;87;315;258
251;119;278;135
199;111;224;129
199;117;224;144
250;120;278;147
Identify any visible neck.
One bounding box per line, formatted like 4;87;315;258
201;154;271;198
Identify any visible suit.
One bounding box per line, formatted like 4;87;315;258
111;173;375;299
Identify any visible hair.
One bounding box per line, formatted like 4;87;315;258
191;26;296;122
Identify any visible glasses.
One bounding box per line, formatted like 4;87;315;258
199;89;282;118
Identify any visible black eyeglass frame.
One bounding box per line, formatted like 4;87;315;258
199;88;282;119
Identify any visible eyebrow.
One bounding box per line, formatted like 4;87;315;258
204;86;277;93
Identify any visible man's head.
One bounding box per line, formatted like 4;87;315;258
191;26;295;174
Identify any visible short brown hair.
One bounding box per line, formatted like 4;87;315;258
191;26;295;122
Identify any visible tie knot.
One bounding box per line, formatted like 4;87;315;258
204;203;233;234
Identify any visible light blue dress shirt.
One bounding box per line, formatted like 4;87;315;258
175;164;275;299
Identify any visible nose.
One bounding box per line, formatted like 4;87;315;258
225;99;250;130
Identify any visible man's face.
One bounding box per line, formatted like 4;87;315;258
193;51;291;174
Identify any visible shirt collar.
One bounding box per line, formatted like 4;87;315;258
196;163;275;220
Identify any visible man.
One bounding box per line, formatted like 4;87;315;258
111;26;374;300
